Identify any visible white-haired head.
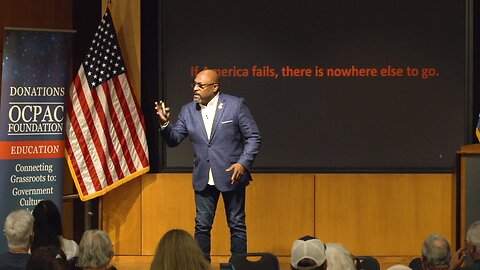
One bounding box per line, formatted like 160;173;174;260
4;209;34;249
325;243;355;270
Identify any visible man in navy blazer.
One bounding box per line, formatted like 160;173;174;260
155;69;261;260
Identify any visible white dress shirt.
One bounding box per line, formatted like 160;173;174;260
199;93;219;185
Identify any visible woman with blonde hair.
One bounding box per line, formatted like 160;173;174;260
150;229;211;270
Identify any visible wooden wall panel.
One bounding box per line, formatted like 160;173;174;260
314;174;456;256
140;174;315;256
102;177;143;255
208;174;316;255
106;172;456;258
460;158;467;247
141;173;196;254
244;174;315;255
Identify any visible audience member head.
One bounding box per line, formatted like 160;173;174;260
150;229;211;270
386;265;412;270
466;220;480;260
421;233;451;270
31;200;63;252
77;230;114;270
291;235;327;270
325;243;355;270
25;245;68;270
3;208;34;251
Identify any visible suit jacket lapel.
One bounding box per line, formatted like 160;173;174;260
194;102;208;140
210;95;225;141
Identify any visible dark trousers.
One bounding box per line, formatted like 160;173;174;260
194;184;247;261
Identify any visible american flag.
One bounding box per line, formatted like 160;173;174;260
65;8;149;201
477;113;480;143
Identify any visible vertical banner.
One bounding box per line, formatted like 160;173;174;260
0;28;73;252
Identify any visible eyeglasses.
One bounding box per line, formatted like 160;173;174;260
191;81;218;89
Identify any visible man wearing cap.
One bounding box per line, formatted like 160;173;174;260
291;235;328;270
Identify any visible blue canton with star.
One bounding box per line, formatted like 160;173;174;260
83;9;126;88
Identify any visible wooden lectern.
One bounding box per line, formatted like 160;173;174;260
457;144;480;248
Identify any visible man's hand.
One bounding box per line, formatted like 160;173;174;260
226;163;246;184
450;247;466;270
154;101;170;125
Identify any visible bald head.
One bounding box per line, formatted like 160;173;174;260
192;69;220;105
421;234;451;270
196;69;220;84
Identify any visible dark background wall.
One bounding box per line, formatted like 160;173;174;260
142;0;478;173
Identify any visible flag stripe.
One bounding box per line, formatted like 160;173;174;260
70;69;105;192
123;74;149;168
65;84;89;195
95;82;125;181
112;75;147;171
101;80;129;178
89;83;117;186
65;132;88;195
65;118;88;195
66;85;97;195
77;68;113;191
103;80;136;175
476;113;480;143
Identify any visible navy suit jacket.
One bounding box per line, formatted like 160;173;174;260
161;93;261;192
